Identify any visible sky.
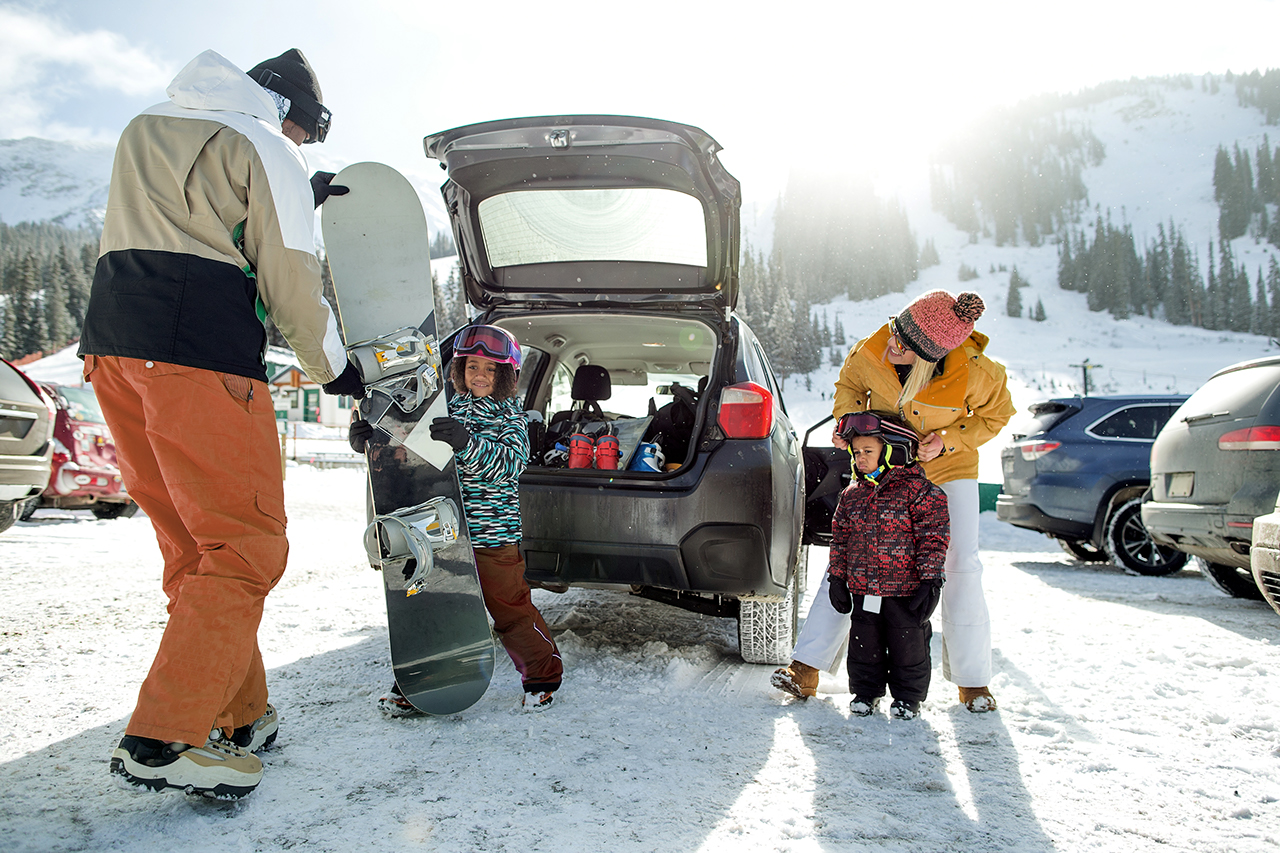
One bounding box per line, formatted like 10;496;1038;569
1;0;1278;203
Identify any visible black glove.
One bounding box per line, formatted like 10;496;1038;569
310;171;349;208
430;417;470;452
827;574;852;614
349;418;374;453
908;578;944;624
322;361;366;399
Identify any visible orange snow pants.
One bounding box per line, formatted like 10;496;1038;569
85;355;286;747
474;544;563;692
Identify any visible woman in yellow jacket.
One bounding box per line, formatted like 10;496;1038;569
773;290;1015;712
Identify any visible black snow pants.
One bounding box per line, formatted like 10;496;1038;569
845;595;932;703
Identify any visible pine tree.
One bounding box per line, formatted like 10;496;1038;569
44;263;72;351
1005;271;1023;318
1253;266;1269;335
1267;255;1280;338
58;245;90;332
1033;298;1046;321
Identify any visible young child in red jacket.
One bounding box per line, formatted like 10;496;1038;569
827;411;950;720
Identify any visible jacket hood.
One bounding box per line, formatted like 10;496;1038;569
165;50;280;126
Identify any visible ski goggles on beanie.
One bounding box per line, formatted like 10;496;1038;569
248;68;332;143
837;412;919;467
453;325;522;369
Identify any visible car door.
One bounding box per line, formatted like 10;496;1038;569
802;415;849;546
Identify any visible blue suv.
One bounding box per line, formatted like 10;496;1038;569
996;394;1189;575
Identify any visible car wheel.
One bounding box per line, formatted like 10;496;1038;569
1199;560;1266;600
91;501;139;520
1103;498;1190;576
17;497;39;522
0;501;17;535
737;550;802;666
1059;538;1108;562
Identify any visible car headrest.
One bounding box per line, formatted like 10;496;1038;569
571;365;611;402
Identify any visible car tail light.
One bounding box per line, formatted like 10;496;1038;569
717;382;773;440
1218;426;1280;450
1019;441;1061;460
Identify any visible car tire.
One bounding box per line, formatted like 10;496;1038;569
1199;560;1266;600
737;548;803;666
0;501;18;535
18;497;39;522
91;501;139;520
1103;498;1190;576
1059;538;1108;562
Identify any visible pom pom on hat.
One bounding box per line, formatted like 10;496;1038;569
894;290;985;362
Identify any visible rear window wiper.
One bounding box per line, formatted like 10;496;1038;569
1182;411;1229;424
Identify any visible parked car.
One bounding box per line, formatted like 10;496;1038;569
1249;489;1280;617
995;394;1189;575
0;358;56;534
423;116;805;664
1144;355;1280;600
18;383;137;521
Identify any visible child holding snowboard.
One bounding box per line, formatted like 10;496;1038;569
826;411;949;720
351;325;563;713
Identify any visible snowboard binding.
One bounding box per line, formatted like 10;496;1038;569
347;327;442;414
363;496;461;596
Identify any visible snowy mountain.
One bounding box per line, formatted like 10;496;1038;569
0;137;115;230
0;136;452;239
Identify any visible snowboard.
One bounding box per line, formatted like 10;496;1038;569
321;161;495;715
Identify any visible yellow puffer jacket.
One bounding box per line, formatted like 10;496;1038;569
832;324;1015;485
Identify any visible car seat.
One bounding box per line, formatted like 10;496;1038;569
549;365;611;429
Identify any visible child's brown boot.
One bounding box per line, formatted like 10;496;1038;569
770;661;819;699
959;685;997;713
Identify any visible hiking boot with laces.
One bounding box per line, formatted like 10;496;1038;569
959;686;997;713
110;731;262;800
230;703;278;752
771;661;819;699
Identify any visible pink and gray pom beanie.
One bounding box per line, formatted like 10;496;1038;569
894;290;985;362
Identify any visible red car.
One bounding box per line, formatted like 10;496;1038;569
19;383;137;520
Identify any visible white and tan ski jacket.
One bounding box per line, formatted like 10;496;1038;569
80;50;345;384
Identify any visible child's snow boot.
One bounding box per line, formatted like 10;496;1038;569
770;661;819;699
568;433;594;469
959;686;997;713
849;695;882;717
890;699;921;720
521;690;555;712
378;683;423;718
594;434;620;469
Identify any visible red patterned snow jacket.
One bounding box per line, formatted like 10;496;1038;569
828;464;950;597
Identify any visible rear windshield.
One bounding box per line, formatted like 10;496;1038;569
478;188;707;268
1016;401;1079;438
0;363;38;402
1178;363;1280;422
57;385;105;423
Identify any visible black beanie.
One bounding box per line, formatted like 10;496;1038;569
247;49;329;142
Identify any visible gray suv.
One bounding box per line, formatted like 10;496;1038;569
0;358;55;535
1143;356;1280;599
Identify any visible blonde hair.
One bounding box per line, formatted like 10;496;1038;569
896;357;936;414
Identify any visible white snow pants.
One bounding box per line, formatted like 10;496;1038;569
790;479;992;688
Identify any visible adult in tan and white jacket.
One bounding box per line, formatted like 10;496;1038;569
772;290;1015;713
81;49;362;799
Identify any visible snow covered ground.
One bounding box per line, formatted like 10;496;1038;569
1;464;1278;852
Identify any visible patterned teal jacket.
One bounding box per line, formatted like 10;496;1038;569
449;392;528;548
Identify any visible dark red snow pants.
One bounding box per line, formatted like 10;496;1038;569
474;544;562;692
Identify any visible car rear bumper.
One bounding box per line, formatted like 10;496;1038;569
519;440;790;598
0;451;53;501
995;495;1092;541
1142;500;1252;570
